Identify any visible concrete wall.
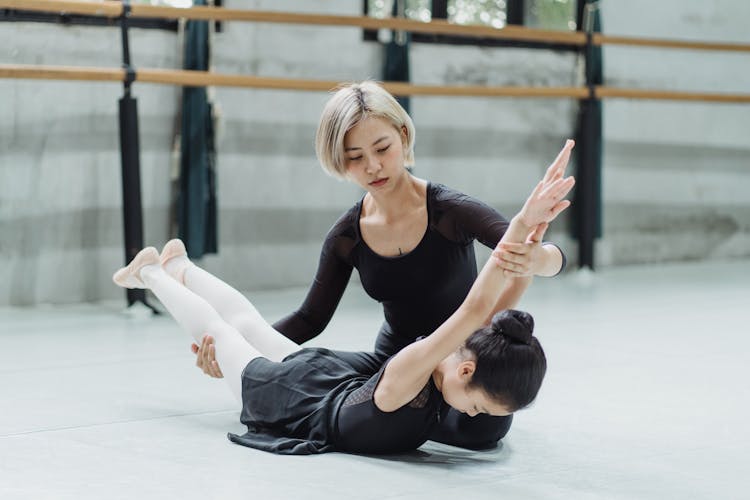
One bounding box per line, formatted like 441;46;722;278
599;0;750;265
1;0;748;306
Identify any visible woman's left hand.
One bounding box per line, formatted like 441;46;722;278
492;223;548;276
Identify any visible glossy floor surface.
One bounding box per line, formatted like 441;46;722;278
1;260;748;500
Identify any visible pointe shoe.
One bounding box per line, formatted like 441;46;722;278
160;239;191;283
112;247;160;289
159;238;188;266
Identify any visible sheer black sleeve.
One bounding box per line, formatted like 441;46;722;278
271;208;358;345
430;183;566;273
430;183;510;249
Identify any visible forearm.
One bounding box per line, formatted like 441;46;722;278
482;275;532;326
456;216;533;334
272;311;322;345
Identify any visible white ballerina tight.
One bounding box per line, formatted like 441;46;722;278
139;263;299;401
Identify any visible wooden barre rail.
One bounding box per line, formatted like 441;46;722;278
3;64;750;103
2;0;585;46
4;0;750;53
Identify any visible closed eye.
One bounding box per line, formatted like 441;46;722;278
348;156;363;161
377;145;391;153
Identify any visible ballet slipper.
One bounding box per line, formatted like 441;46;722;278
159;238;191;284
112;247;160;289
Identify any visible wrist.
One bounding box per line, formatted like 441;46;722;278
511;215;533;233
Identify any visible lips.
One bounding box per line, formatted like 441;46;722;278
369;178;388;187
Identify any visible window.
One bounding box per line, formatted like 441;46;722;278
524;0;577;31
0;1;223;31
365;0;579;49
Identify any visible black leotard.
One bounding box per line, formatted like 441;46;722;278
275;182;515;349
271;182;564;449
227;348;443;455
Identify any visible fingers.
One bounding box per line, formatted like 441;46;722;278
543;139;575;183
528;180;545;201
195;336;208;370
548;200;571;220
492;247;532;275
494;242;530;254
540;175;575;201
195;335;224;378
207;343;224;378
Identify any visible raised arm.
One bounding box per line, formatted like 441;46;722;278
493;142;573;276
375;140;575;411
481;140;575;322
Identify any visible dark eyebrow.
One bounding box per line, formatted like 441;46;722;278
344;136;389;152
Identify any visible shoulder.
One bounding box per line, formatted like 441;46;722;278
429;182;491;212
327;201;361;241
428;182;508;245
428;182;504;223
321;200;361;262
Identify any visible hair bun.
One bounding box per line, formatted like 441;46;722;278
491;310;534;345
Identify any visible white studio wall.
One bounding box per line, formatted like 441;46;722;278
1;0;748;306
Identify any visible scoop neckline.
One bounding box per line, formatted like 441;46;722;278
356;182;432;260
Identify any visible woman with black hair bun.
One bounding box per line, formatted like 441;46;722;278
112;161;572;455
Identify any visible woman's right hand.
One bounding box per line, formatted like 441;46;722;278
191;335;224;378
517;140;576;228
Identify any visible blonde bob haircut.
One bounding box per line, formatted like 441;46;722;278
315;81;416;179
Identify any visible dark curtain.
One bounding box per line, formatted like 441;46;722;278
573;0;603;266
383;0;411;114
178;0;218;258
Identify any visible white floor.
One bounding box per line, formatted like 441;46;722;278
1;260;748;500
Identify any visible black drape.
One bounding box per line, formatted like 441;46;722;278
178;0;218;258
383;0;411;114
573;0;603;268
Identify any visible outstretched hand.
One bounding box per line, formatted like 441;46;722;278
517;140;576;228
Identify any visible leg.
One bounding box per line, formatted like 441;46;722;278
161;240;298;362
115;249;260;401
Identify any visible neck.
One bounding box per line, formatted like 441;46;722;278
431;361;447;394
364;173;426;222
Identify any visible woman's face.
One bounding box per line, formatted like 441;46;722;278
440;360;513;418
342;116;408;192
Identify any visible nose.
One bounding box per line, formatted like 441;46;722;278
365;154;381;174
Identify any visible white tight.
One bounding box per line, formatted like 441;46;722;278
139;264;299;401
181;264;299;362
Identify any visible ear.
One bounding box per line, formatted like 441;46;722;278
456;360;476;382
400;125;409;145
